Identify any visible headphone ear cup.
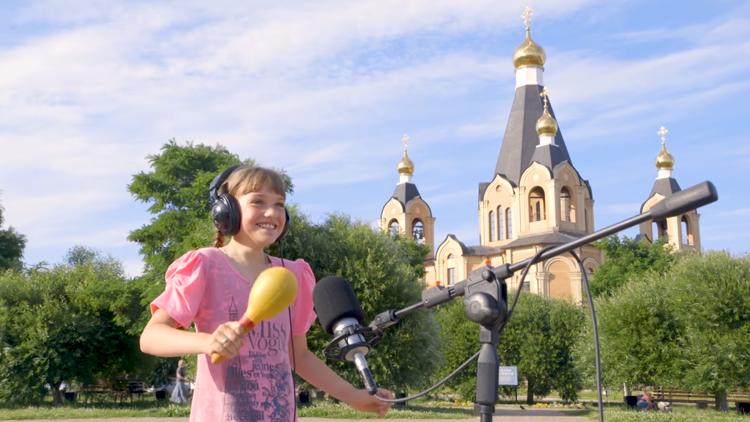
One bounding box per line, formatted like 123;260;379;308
212;193;241;236
275;208;291;243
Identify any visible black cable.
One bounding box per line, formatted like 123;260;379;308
499;245;557;335
375;246;554;404
569;250;604;422
374;351;480;403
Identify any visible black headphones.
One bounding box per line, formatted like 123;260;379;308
209;164;291;242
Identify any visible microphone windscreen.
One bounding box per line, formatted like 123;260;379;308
313;276;365;334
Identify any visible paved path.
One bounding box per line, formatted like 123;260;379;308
5;408;591;422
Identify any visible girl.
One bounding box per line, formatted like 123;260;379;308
140;165;392;421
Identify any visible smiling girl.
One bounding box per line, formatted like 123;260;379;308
140;165;392;422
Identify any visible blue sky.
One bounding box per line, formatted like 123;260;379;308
1;0;748;277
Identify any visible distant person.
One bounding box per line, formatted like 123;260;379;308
170;359;190;404
637;390;654;410
140;165;393;421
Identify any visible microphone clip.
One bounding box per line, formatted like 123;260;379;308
323;325;381;361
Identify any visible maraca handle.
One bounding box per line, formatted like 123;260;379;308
209;316;256;364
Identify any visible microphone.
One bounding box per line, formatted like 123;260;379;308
211;267;298;364
313;276;378;395
648;181;718;220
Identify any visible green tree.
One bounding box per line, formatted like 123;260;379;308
596;274;683;390
0;247;142;405
128;140;249;279
590;235;674;297
667;252;750;411
500;294;585;404
271;214;441;391
0;201;26;271
435;292;585;403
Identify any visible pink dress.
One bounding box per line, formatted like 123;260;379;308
151;248;317;422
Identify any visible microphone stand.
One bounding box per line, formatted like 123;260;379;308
368;181;717;421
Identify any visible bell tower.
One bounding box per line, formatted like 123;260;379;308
379;135;436;261
639;126;701;251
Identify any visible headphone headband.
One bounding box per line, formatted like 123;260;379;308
209;164;242;205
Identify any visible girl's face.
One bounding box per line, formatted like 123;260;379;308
234;184;286;248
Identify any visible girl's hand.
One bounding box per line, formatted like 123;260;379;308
346;388;394;417
205;322;245;360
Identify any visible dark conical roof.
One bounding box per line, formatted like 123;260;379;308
494;84;572;185
641;177;682;212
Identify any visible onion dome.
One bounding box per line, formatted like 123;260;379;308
656;143;674;170
513;31;546;68
536;88;557;136
513;7;545;68
397;150;414;175
656;126;674;170
397;134;415;176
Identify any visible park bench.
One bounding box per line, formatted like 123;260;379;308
81;384;109;403
654;387;750;411
127;381;148;401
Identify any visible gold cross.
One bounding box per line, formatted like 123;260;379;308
401;134;411;152
522;6;534;31
540;87;550;111
657;126;668;146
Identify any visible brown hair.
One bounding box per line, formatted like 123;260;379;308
212;165;287;247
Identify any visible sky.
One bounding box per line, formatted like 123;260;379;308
1;0;748;278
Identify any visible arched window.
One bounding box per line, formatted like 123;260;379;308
388;219;400;237
560;187;575;223
488;211;495;242
412;219;424;241
653;220;667;240
505;208;513;238
446;253;455;285
497;206;504;240
529;187;546;222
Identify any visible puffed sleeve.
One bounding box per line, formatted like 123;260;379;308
150;250;207;329
289;259;317;336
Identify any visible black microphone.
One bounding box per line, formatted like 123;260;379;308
648;181;718;220
313;276;378;395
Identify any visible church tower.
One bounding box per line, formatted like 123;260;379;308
639;126;701;251
379;135;436;264
430;7;601;302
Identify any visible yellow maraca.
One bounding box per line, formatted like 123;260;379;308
211;266;298;364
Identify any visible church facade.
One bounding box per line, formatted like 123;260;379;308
378;10;701;304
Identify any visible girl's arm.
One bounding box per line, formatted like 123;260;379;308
290;334;393;416
140;309;245;359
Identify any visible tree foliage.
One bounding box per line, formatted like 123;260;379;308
597;252;750;409
0;202;26;271
667;252;750;409
0;247;142;405
596;273;683;388
590;236;674;297
128;140;249;278
435;292;585;403
270;213;441;390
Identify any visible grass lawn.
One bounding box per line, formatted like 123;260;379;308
587;404;750;421
0;399;475;420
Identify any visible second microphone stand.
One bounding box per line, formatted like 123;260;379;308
367;181;717;421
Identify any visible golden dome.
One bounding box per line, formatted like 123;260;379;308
536;111;557;136
536;88;557;136
656;143;674;170
513;30;546;69
397;150;414;175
